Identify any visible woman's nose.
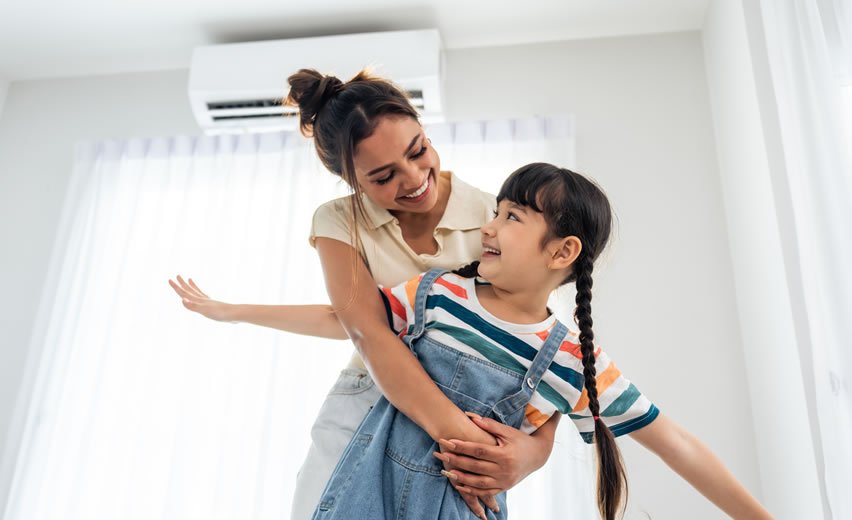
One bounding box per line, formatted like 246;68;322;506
401;169;426;190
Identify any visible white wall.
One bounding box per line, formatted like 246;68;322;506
0;32;763;518
0;81;9;120
702;0;825;518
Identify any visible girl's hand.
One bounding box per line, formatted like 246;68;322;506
168;275;235;322
433;412;552;498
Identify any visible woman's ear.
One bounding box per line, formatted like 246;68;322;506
549;236;582;270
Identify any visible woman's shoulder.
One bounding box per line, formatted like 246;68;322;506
313;194;356;218
309;195;358;247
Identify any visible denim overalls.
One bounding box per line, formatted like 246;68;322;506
312;268;569;520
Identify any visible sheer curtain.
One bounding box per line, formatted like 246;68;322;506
3;115;586;520
759;1;852;518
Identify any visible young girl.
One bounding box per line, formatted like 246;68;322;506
246;163;772;519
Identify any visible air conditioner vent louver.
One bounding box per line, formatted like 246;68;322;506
207;99;283;110
212;113;299;122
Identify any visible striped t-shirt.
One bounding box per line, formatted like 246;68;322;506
379;272;659;442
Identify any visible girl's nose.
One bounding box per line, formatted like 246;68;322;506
481;221;496;236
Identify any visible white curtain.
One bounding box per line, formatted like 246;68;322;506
759;1;852;518
3;116;584;520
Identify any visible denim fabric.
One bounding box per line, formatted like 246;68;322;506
290;368;382;520
312;269;568;520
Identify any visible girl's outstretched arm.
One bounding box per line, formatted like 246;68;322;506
169;275;349;340
630;413;773;519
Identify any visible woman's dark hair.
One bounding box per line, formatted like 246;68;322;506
284;68;421;304
453;162;625;520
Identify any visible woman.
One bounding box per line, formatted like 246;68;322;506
170;69;557;520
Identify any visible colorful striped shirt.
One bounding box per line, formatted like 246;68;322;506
379;272;659;442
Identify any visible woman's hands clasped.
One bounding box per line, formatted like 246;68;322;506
434;412;558;519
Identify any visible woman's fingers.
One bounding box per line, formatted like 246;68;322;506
462;490;499;515
434;449;500;476
479;493;500;514
175;275;210;300
441;468;500;493
457;490;488;520
187;278;209;298
176;275;203;298
169;279;201;302
453;481;504;498
169;279;195;300
465;412;521;439
439;438;502;464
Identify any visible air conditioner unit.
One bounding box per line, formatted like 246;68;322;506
188;29;444;135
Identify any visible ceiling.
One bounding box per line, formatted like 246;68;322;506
0;0;710;81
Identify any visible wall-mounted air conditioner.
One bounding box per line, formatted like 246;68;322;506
188;29;444;135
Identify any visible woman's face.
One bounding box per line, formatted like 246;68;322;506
352;116;441;213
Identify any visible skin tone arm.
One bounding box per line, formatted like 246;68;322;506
171;278;558;500
441;412;773;519
629;413;773;519
169;276;349;340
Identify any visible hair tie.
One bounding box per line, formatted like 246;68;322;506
593;415;600;421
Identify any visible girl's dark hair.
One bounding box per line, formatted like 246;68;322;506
285;68;421;305
453;162;625;520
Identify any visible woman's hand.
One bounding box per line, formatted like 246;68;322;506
434;412;556;499
168;275;235;322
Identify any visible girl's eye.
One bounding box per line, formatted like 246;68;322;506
507;212;520;222
376;172;395;185
491;209;499;218
411;145;427;159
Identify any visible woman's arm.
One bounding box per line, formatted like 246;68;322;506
169;275;349;340
630;413;773;519
314;237;497;445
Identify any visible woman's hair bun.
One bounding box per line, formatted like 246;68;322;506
285;69;345;136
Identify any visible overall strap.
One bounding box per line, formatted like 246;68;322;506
523;320;568;394
495;320;570;414
405;268;448;345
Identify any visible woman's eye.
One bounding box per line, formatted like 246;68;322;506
376;172;395;185
412;145;427;159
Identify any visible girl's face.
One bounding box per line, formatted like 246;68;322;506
352;116;441;213
479;199;570;290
